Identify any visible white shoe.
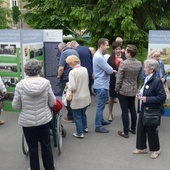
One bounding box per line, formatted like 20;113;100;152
150;150;161;159
84;128;88;133
133;149;147;154
73;133;84;139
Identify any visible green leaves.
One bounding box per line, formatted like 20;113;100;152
22;0;170;47
0;0;11;29
12;6;21;24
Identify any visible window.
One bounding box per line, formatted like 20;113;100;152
11;0;18;7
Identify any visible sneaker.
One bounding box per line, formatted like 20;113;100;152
150;150;161;159
73;133;84;139
84;128;88;133
133;149;147;154
62;117;74;123
0;120;5;125
95;127;109;133
102;121;111;126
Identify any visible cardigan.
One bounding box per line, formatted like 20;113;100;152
68;66;91;109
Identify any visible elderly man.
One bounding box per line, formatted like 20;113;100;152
70;40;94;96
57;42;79;123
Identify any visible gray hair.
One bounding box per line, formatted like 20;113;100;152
24;59;42;76
58;42;67;51
115;37;123;42
144;59;159;72
69;40;79;48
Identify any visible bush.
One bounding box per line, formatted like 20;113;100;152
63;38;88;46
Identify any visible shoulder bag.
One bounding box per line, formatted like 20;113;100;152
143;107;161;126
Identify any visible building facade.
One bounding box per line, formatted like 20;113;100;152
3;0;29;29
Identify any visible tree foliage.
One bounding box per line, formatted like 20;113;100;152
12;6;21;24
0;0;11;29
22;0;170;47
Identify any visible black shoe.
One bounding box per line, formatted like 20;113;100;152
102;121;111;126
129;129;136;134
118;131;129;138
95;128;109;133
62;117;74;123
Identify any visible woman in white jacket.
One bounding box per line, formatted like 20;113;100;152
66;55;91;139
12;59;56;170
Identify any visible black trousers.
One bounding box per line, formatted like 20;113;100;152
136;114;160;151
118;94;137;135
61;79;73;119
23;122;54;170
89;75;94;95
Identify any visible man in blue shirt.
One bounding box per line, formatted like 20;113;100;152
93;38;117;133
57;42;79;123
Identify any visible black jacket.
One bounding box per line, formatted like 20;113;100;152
139;72;166;114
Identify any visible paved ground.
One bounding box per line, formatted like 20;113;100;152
1;97;170;170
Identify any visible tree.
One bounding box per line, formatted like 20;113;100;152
0;0;11;29
12;6;21;24
22;0;170;47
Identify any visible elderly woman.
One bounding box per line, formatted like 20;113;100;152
66;55;91;139
133;59;166;159
142;50;167;83
12;59;56;170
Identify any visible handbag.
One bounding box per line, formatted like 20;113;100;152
163;83;170;100
62;86;67;106
62;85;73;106
54;99;63;112
160;67;170;100
143;108;161;126
66;89;73;101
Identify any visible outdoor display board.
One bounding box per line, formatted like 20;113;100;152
148;30;170;85
148;30;170;113
0;29;63;112
43;30;63;96
21;30;44;78
0;30;21;111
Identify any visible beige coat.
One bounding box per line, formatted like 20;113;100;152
68;66;91;109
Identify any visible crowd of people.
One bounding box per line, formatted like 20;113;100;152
56;38;167;161
0;36;165;169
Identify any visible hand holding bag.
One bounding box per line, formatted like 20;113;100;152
143;107;161;126
62;85;73;106
66;89;73;101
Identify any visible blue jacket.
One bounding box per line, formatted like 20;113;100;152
140;73;166;114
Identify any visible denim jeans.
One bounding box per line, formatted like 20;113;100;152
95;88;108;129
23;122;54;170
72;106;88;136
